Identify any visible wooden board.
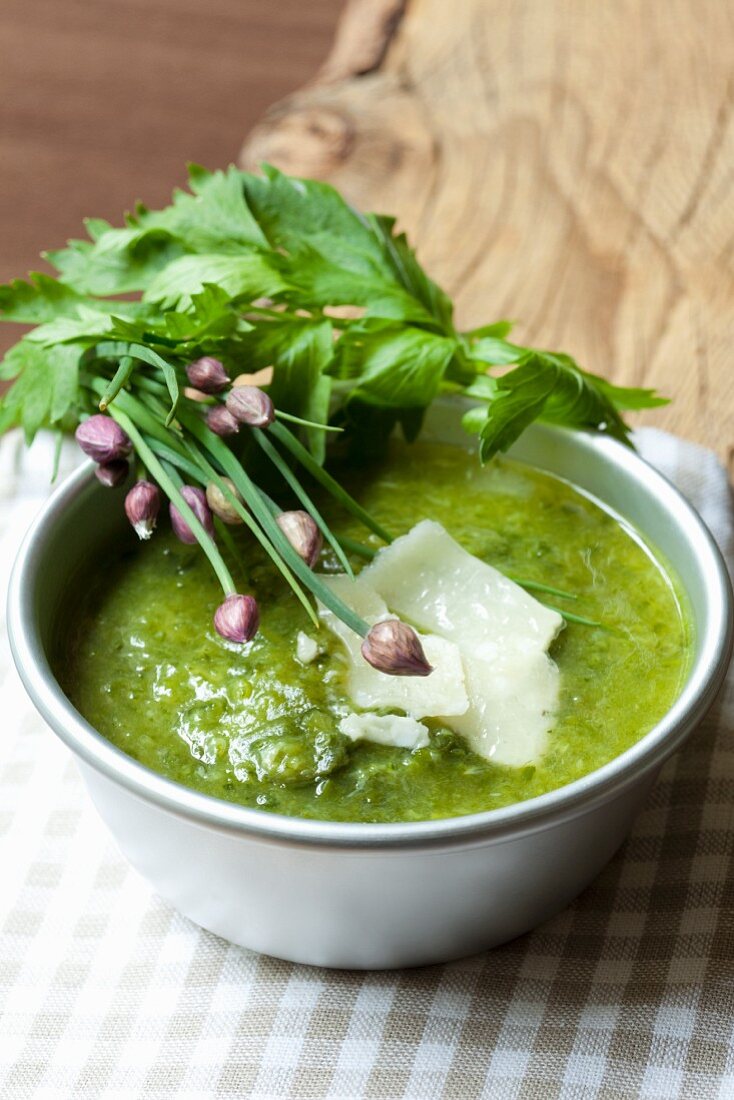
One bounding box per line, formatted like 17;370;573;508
241;0;734;470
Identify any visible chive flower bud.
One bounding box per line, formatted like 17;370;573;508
75;414;132;464
205;478;244;525
276;510;322;568
170;485;215;545
95;459;129;488
186;356;230;394
94;457;129;488
214;593;260;644
206;405;240;437
226;385;275;428
184;386;209;404
361;620;434;677
125;480;160;540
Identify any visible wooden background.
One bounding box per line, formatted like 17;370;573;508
0;0;342;321
3;0;733;468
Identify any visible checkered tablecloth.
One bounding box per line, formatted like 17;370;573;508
1;428;732;1100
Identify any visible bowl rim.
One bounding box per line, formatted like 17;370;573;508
7;423;733;850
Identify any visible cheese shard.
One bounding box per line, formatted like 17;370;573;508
295;631;321;664
361;521;564;767
339;713;429;750
319;575;469;719
363;520;563;661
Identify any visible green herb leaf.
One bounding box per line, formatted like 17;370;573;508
243;165;390;276
0;273;89;324
339;325;457;409
46;231;186;297
468;336;527;366
133;164;268;253
236;315;335;461
465;320;515;340
0;162;670;643
473;351;638;461
366;214;454;330
0;341;81;443
589;375;670;411
143;252;289;309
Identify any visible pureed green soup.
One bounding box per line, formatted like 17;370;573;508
57;442;691;823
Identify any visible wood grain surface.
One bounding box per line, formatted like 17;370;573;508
241;0;734;468
0;0;342;344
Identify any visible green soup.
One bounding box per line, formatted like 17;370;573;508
56;442;691;823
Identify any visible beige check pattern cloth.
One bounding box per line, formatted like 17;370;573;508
1;428;732;1100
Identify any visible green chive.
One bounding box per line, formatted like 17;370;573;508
109;408;236;597
253;427;354;578
269;420;394;544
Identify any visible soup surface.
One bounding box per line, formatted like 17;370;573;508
57;442;691;822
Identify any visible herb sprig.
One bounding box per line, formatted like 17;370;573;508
0;164;666;657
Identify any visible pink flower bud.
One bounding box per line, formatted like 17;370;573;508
361;620;434;677
125;480;160;540
95;459;129;488
184;386;209;404
206;405;240;437
214;593;260;644
276;510;322;568
75;414;132;464
205;478;244;525
185;356;230;394
170;485;215;545
226;385;275;428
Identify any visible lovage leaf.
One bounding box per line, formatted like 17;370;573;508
235;315;335;462
271;243;437;325
588;374;670;411
338;325;458;409
0;341;81;442
467;336;527;366
243;165;389;276
46;228;186;297
143;252;289;308
465;320;515;340
131;165;268;254
366;214;454;331
24;300;154;348
473;352;639;461
0;273;89;324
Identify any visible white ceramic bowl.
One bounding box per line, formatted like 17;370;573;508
7;405;732;968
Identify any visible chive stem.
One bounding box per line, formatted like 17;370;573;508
336;535;376;560
178;409;370;637
109;408;236;597
507;575;578;601
253;428;354;578
545;604;603;628
269;420;394;544
50;429;63;484
212;516;242;579
145;438;208;485
178;432;320;629
99;355;135;411
274;410;343;433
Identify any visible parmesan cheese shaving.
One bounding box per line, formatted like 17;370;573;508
319;575;469;719
339;713;430;750
360;521;564;766
319;521;565;765
295;631;321;664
